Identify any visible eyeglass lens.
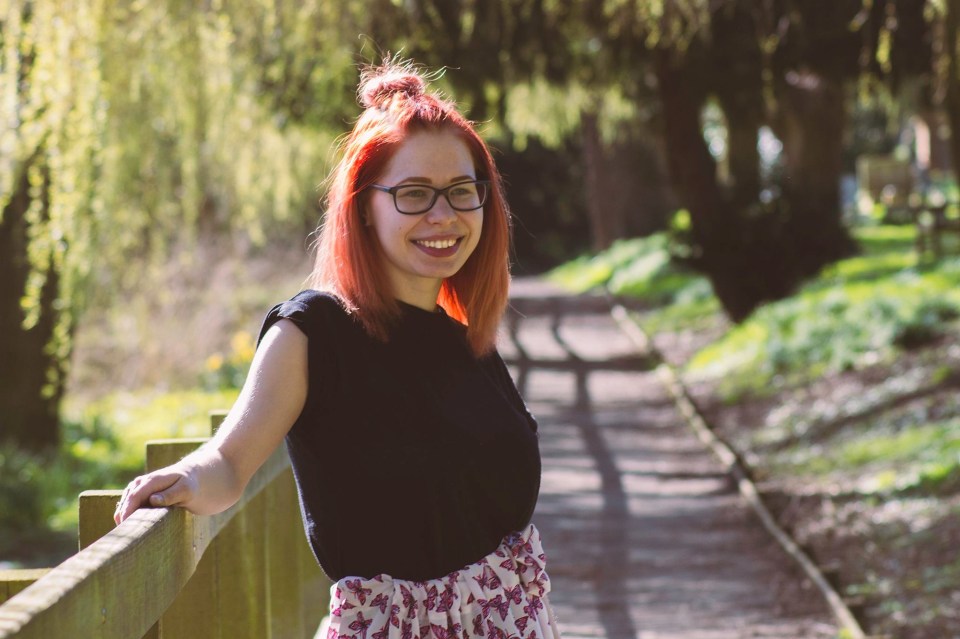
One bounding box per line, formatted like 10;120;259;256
394;182;487;214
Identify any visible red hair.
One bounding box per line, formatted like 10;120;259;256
307;62;512;356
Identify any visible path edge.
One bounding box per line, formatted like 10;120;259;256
608;301;869;639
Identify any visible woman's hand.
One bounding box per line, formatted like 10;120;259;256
114;465;199;524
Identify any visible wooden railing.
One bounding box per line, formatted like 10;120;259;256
0;413;329;638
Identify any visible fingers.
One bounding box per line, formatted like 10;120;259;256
148;477;192;508
114;469;192;525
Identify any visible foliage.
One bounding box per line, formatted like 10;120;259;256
1;0;104;386
2;0;346;316
547;231;707;301
0;417;136;539
201;331;256;391
686;230;960;399
0;387;239;547
546;225;722;333
1;1;354;448
80;2;344;289
784;419;960;495
67;388;241;457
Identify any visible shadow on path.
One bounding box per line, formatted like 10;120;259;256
501;290;838;639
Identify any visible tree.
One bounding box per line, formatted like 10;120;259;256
372;1;862;316
1;2;103;450
938;0;960;188
0;1;350;450
595;0;933;319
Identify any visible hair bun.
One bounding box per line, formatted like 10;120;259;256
359;68;427;109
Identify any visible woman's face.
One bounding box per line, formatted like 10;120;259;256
366;129;484;307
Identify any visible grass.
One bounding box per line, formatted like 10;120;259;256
686;270;960;398
548;234;706;302
547;232;717;331
779;418;960;495
678;224;960;399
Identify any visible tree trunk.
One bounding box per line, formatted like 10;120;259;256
655;47;854;322
717;95;762;208
774;69;857;275
945;0;960;189
0;152;65;451
580;108;622;251
655;47;779;321
711;0;763;209
653;48;724;246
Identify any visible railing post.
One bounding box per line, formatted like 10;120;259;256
209;410;228;435
78;490;122;551
145;437;218;639
266;468;311;638
0;570;50;608
216;482;269;637
209;410;330;637
205;410;269;637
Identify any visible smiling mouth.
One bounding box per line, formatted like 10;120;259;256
415;238;459;249
413;237;463;256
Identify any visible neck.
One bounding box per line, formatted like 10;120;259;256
390;277;443;312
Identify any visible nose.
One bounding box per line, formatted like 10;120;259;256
423;194;457;223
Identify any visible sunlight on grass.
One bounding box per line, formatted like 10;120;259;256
638;293;722;335
778;419;960;495
547;254;614;292
853;224;917;255
686;256;960;399
814;252;917;287
547;232;707;307
547;236;664;293
64;388;240;463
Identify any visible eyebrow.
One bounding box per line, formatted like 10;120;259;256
396;175;476;185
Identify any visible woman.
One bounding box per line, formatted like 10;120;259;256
114;61;560;639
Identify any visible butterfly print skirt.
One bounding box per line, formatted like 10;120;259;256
324;523;561;639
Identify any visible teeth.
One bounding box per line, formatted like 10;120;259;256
416;238;458;249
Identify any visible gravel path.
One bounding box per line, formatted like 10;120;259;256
503;282;838;639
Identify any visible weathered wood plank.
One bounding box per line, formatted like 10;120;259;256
145;439;208;479
0;444;289;639
266;469;304;639
0;507;186;638
0;572;50;608
217;488;269;638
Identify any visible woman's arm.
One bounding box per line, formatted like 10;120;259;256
114;319;308;523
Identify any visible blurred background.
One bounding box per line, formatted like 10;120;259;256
2;1;960;634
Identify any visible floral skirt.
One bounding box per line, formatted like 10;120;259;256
324;523;560;639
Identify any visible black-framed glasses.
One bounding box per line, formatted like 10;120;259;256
368;180;490;215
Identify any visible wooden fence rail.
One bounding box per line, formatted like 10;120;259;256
0;413;329;639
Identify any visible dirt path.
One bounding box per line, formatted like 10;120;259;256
503;281;838;639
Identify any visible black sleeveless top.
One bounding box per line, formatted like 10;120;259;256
257;290;541;582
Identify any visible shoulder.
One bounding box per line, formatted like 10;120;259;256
258;289;353;345
285;289;349;315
